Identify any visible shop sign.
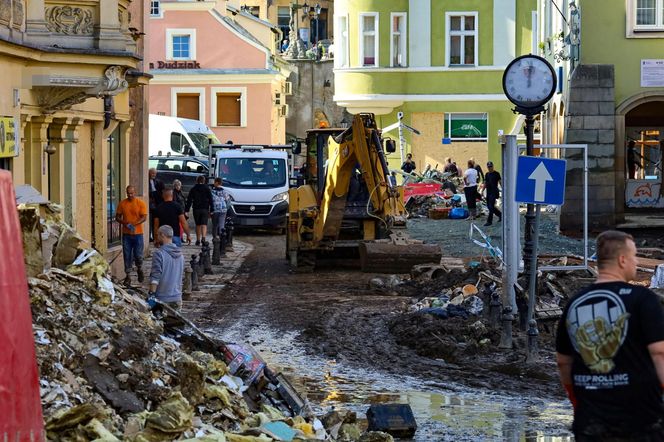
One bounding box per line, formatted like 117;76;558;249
625;179;664;208
443;113;488;140
0;116;18;159
149;60;201;69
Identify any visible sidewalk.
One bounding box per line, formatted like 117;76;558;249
140;238;253;318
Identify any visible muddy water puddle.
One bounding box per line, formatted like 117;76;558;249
207;321;573;441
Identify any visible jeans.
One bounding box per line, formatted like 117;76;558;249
122;234;144;273
486;193;502;224
173;236;182;247
211;212;227;238
464;186;478;216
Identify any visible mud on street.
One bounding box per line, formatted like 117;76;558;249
198;232;575;440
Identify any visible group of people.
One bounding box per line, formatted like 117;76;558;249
403;153;502;225
113;169;231;312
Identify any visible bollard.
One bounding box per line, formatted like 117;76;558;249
499;306;514;349
200;239;213;275
183;266;192;299
489;290;502;328
212;236;221;265
219;228;227;256
526;319;539;363
190;255;200;291
225;217;234;251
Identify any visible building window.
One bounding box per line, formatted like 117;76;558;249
391;13;407;67
176;93;200;120
636;0;664;28
150;0;161;17
0;158;11;171
166;29;196;60
336;15;349;67
359;13;379;67
212;87;247;127
107;127;122;248
444;113;488;141
446;12;478;66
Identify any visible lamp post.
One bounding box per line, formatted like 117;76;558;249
312;3;322;45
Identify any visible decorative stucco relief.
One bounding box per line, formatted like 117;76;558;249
0;0;11;25
34;66;129;113
45;6;93;35
12;0;24;28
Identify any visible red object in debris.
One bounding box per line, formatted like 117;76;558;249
0;170;45;441
403;183;443;202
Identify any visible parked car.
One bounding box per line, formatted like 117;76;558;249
148;155;209;194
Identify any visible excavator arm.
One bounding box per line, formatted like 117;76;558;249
287;113;441;272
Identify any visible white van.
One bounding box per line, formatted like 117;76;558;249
214;145;291;230
148;114;220;157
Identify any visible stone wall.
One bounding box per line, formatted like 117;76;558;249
561;64;616;232
286;59;351;141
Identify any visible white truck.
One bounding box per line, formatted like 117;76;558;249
214;144;298;231
149;114;220;157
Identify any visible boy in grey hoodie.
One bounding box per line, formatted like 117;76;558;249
149;225;185;309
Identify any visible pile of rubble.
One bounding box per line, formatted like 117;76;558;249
21;203;395;441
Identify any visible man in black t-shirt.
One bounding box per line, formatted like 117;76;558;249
483;161;502;226
556;230;664;440
153;187;191;247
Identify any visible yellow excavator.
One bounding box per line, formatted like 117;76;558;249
286;113;442;273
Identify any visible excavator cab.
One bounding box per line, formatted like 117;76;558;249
286;114;441;273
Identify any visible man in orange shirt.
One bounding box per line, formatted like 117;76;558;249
116;185;148;285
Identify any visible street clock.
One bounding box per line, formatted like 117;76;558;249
502;54;556;113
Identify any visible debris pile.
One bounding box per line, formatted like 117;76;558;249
386;261;596;368
21;204;397;441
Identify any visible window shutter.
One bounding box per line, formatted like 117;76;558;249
216;93;242;126
177;94;199;120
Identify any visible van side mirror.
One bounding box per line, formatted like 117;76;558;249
183;144;193;155
292;140;302;155
384;139;397;153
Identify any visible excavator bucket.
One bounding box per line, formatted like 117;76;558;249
358;240;442;274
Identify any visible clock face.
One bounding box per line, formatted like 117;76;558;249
502;55;556;109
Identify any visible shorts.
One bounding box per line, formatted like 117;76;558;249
193;209;209;226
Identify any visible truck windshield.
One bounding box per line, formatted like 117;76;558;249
218;158;287;188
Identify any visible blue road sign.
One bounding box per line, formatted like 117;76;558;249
515;156;567;205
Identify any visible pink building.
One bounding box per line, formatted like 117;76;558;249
148;0;292;144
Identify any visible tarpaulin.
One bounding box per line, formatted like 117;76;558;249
0;170;45;441
402;183;443;202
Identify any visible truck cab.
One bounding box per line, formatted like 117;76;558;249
215;145;290;230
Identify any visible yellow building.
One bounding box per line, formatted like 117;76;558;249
0;0;149;260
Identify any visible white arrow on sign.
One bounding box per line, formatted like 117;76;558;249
528;161;554;202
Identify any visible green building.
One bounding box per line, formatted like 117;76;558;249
539;0;664;230
332;0;538;172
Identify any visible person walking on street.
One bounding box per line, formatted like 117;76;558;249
173;179;187;213
556;230;664;441
483;161;502;226
211;177;230;239
149;225;185;313
463;160;479;219
186;175;213;245
470;158;485;183
116;185;147;285
148;168;164;241
154;186;191;247
401;153;416;174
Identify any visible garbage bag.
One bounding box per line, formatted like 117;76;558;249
463;296;484;315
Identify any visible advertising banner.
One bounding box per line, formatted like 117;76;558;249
0;117;18;159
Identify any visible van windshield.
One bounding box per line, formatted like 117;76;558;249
188;133;212;155
218;158;287;189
